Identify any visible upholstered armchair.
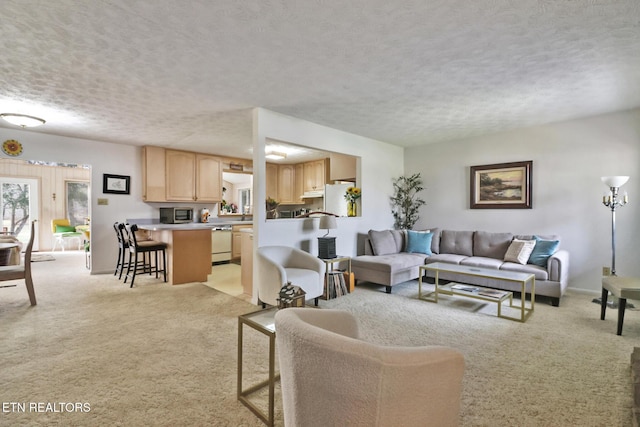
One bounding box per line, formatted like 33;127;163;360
275;308;465;427
51;218;82;251
256;246;325;307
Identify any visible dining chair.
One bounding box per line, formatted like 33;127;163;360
0;220;37;305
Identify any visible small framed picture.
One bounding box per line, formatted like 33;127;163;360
103;174;130;195
470;161;532;209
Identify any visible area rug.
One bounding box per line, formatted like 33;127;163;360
30;254;55;262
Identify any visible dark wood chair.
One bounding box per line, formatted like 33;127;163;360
114;222;129;279
0;220;37;305
123;223;167;287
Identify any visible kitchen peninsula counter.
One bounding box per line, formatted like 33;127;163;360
138;221;252;285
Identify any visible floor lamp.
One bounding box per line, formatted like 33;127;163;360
593;176;630;308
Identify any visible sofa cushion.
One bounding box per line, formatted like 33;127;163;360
500;262;549;281
460;256;505;270
473;231;513;259
418;227;440;254
440;230;474;257
406;230;433;255
504;239;536;265
426;253;469;265
529;236;560;267
368;230;398;256
352;253;427;273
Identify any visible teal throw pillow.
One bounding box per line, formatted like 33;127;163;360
528;236;560;267
406;230;433;255
56;225;76;233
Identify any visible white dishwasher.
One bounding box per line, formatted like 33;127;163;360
211;226;232;263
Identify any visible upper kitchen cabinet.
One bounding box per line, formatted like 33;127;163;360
142;146;167;202
195;154;223;202
265;162;278;200
278;164;299;205
294;164;304;203
164;149;222;203
303;159;328;193
329;152;356;182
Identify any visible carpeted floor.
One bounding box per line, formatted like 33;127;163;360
0;252;637;426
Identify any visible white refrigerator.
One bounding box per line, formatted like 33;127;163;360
324;183;351;217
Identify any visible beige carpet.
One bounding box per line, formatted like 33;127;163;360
0;252;637;426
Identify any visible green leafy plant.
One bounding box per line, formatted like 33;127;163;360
266;196;279;211
390;173;426;230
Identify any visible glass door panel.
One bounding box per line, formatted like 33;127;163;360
0;177;39;250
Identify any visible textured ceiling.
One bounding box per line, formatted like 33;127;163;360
1;0;639;160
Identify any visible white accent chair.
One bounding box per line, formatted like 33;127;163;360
256;246;325;307
275;308;465;427
51;218;82;251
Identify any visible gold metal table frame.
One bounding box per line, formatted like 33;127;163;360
237;307;280;426
419;262;535;322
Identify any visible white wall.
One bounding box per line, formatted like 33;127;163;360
253;108;404;254
405;108;640;294
0;127;154;274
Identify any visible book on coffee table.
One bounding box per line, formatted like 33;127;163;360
477;289;509;298
451;284;479;292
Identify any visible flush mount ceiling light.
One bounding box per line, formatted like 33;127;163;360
0;113;46;128
265;150;287;160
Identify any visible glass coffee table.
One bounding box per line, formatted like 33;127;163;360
237;307;279;426
419;262;535;322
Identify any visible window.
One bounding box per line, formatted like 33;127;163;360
66;181;89;226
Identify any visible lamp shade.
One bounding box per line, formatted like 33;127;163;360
319;215;337;230
601;176;629;188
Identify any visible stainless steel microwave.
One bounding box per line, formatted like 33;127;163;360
159;207;194;224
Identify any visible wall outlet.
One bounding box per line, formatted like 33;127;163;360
602;266;611;276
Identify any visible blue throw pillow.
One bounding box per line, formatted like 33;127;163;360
528;236;560;267
406;230;433;255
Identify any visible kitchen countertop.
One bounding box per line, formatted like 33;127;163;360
138;221;253;231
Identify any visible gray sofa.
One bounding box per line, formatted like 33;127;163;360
351;229;570;306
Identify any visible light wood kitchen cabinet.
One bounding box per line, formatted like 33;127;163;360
142;146;167;202
277;164;297;204
294;163;304;202
303;159;328;192
195;154;223;202
166;150;196;201
266;162;278;201
165;150;222;202
232;224;252;260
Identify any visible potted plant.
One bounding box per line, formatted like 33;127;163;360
390;173;426;230
266;197;279;219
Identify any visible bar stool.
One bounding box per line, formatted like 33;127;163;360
114;222;129;279
601;276;640;335
123;223;167;287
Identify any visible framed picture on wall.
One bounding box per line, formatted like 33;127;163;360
103;174;130;195
470;161;532;209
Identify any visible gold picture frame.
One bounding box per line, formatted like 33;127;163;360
470;161;532;209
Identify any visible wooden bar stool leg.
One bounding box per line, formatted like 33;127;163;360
617;298;627;335
162;249;167;282
600;287;609;320
130;252;139;288
154;250;159;278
